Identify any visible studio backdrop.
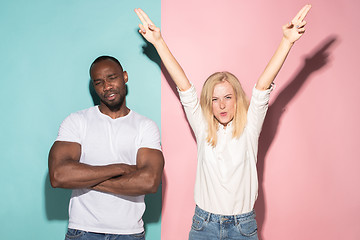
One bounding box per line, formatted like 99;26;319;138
0;0;359;240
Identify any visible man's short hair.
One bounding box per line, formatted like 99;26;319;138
89;56;123;75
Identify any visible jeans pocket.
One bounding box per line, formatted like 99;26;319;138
131;231;145;239
65;228;85;239
191;214;206;231
237;218;258;237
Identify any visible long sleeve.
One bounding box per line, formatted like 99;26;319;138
177;83;205;138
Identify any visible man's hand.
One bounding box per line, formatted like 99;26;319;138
92;148;164;196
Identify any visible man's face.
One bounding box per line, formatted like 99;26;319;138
90;59;128;110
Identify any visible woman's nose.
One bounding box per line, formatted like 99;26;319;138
220;101;225;109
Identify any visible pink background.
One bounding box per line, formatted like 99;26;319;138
160;0;360;239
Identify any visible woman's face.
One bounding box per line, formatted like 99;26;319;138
212;81;236;127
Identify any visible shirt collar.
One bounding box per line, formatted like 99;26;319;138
218;120;233;130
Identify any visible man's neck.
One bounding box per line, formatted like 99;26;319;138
98;103;130;119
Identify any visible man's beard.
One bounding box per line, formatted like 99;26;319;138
101;92;126;111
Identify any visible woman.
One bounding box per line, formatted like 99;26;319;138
135;5;311;239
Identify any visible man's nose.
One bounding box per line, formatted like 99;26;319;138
103;80;112;91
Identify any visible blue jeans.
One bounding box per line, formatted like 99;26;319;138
189;206;258;240
65;228;145;240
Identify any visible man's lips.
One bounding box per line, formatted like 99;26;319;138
107;94;115;100
104;92;117;101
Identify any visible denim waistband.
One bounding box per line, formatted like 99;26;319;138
195;205;255;223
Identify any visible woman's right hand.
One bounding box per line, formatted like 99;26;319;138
134;8;191;91
135;8;162;45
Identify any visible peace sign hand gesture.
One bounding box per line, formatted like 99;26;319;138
283;5;312;44
135;8;162;44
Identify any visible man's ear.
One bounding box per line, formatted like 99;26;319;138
123;71;128;83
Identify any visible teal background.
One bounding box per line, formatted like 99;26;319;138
0;0;162;239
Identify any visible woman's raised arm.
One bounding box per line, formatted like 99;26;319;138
256;4;311;90
135;8;191;91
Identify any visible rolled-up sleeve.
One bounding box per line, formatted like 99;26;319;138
246;84;274;138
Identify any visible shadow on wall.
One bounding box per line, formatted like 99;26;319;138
140;40;197;226
255;35;338;239
89;80;100;106
138;41;165;231
44;173;71;220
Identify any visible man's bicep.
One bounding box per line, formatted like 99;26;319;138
49;141;81;168
136;148;164;172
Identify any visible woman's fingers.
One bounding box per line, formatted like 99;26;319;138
286;22;293;29
137;8;155;26
297;27;306;34
288;4;310;37
135;8;148;27
135;8;158;33
295;20;307;29
138;24;146;34
292;5;311;23
148;24;154;31
292;5;307;22
298;5;311;21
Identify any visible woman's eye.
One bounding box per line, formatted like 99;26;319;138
212;98;217;102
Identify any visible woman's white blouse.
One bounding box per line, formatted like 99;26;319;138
178;84;273;215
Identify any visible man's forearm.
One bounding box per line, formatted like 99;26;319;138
92;167;162;196
50;161;137;189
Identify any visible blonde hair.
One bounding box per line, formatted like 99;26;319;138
200;72;249;147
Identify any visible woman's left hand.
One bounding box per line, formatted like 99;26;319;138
283;4;312;43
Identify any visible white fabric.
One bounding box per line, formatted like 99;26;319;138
178;84;273;215
56;106;161;234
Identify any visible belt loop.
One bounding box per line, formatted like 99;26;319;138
234;214;238;225
206;212;211;223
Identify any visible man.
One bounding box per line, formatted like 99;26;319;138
48;56;164;240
